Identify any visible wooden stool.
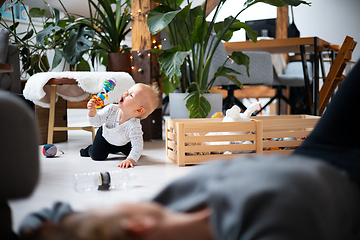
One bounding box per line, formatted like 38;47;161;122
46;78;95;144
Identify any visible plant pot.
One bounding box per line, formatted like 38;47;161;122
47;49;70;72
107;52;132;74
169;92;223;119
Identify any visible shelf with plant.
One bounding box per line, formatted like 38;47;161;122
147;0;310;118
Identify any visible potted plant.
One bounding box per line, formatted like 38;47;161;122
147;0;310;118
0;0;95;75
34;1;95;71
75;0;132;72
0;0;49;76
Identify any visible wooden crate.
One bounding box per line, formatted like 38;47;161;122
166;118;263;166
252;115;319;154
166;115;319;166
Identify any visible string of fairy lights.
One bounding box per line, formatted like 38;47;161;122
128;5;164;73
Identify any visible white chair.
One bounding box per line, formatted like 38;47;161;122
277;61;313;87
256;61;313;115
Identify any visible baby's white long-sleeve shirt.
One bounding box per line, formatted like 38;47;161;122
88;104;143;162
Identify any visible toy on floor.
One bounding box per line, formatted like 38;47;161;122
92;78;117;108
42;144;57;158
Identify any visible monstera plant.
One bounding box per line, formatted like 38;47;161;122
34;0;94;71
147;0;310;118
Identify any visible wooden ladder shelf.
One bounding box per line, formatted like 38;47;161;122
319;36;357;114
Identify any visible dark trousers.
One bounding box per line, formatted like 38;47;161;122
85;126;132;160
294;60;360;187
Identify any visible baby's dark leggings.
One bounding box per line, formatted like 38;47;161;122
80;126;131;160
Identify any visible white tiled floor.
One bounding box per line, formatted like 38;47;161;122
9;109;197;232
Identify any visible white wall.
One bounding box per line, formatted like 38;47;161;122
209;0;360;63
293;0;360;62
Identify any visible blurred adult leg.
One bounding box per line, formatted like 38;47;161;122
294;60;360;186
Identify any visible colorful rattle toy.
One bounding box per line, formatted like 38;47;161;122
92;78;117;108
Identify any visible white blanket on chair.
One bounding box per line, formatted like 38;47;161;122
23;71;135;108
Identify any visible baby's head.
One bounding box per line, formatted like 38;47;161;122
119;83;159;120
136;83;159;119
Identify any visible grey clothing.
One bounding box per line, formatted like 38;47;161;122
153;155;360;240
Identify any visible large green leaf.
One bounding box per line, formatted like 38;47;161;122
244;0;286;7
185;92;211;118
76;57;91;71
162;73;180;95
158;46;191;83
21;29;34;41
214;17;258;42
244;0;310;8
175;3;192;19
29;7;46;17
243;24;258;43
280;0;311;6
229;51;250;77
53;8;61;26
51;49;63;69
191;16;208;44
36;24;61;46
63;26;94;59
8;22;19;32
147;4;191;35
214;66;243;87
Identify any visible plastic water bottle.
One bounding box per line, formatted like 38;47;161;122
73;170;136;192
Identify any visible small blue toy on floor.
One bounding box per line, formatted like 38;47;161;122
42;144;57;158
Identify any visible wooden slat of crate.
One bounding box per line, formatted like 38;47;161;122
167;149;178;163
184;152;256;165
252;115;319;133
185;134;257;143
172;119;256;135
185;142;257;153
263;140;300;148
177;122;186;166
260;119;318;131
263;130;312;139
262;149;293;155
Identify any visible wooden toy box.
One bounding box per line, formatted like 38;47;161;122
166;115;320;166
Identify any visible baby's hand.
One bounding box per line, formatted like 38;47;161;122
87;99;97;117
118;158;136;168
87;98;97;110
